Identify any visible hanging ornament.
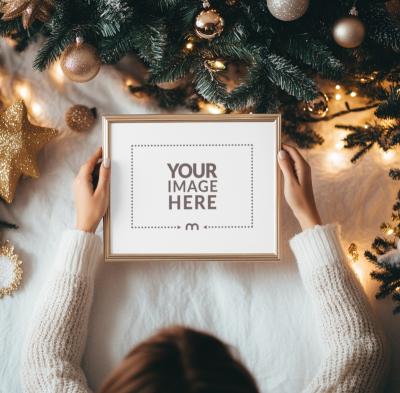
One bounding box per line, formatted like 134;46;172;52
194;1;224;40
0;100;58;203
0;241;23;298
65;105;97;132
266;0;309;22
302;92;329;119
333;6;365;48
0;0;54;29
60;37;102;83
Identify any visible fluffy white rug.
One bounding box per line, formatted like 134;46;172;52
0;40;399;392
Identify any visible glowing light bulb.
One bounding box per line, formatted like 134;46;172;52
335;141;345;150
335;84;341;90
213;60;225;70
350;91;357;97
381;150;395;162
386;228;394;235
364;124;369;129
351;262;366;286
335;93;342;101
327;151;345;169
49;62;65;84
31;102;43;116
185;42;194;50
207;103;225;114
15;82;31;100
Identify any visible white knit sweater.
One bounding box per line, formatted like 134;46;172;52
20;224;388;392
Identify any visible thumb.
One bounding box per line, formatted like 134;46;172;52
278;150;297;184
95;158;111;195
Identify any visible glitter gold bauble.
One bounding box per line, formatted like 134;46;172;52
302;92;329;119
0;100;58;203
333;16;365;48
0;241;23;298
194;9;224;40
266;0;309;21
65;105;96;132
60;39;101;83
0;0;54;29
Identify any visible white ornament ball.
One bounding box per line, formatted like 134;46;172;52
333;16;365;48
266;0;309;22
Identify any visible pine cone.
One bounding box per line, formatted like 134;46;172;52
0;0;54;29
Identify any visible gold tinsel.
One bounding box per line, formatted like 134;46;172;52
0;100;58;203
65;104;96;132
0;0;54;29
0;241;23;298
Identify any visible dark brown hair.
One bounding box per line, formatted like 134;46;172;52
99;326;259;393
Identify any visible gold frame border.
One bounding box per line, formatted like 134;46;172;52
103;114;281;262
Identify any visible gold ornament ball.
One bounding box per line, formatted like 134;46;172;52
333;16;365;48
303;92;329;119
60;41;101;83
65;105;96;132
194;9;224;40
266;0;309;22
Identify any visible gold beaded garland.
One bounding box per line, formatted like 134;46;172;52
60;38;101;83
65;105;96;132
0;241;23;298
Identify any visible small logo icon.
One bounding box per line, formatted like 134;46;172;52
185;223;199;230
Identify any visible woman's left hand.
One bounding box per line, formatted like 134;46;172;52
74;147;110;233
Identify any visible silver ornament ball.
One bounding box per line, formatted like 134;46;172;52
266;0;309;22
333;16;365;48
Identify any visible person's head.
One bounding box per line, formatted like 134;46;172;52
99;325;259;393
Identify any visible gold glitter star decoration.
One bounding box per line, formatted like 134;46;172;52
0;0;54;29
0;240;23;298
0;100;58;203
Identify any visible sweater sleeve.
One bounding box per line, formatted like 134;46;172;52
21;230;102;393
291;224;388;393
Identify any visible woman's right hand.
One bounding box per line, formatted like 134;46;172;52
74;147;110;233
277;144;322;231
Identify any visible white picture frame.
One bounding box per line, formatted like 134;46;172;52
103;114;281;262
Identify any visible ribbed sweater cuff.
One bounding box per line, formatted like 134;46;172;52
54;230;102;277
290;224;347;276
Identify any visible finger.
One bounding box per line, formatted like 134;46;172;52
78;147;102;179
277;149;298;184
282;144;310;183
95;158;111;195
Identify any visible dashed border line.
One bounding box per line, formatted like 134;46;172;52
130;144;254;230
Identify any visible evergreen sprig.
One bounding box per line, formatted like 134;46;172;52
366;170;400;314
